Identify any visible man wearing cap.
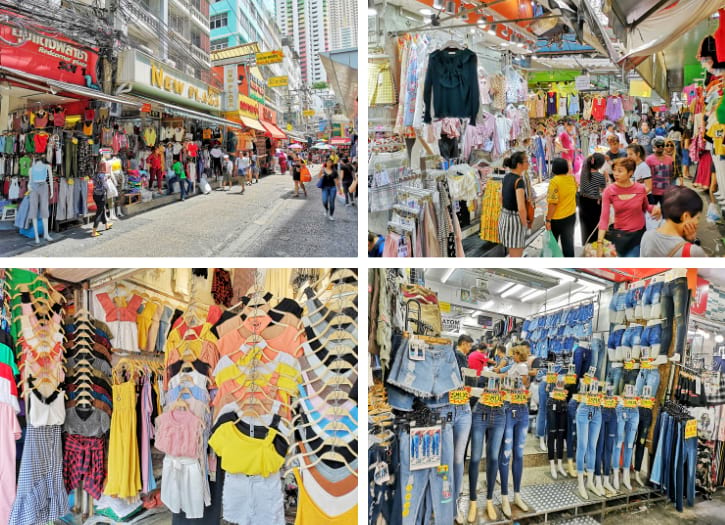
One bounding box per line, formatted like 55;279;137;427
645;137;675;206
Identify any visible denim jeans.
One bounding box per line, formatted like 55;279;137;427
621;324;644;358
606;365;623;395
677;432;697;511
387;338;463;398
321;186;337;216
567;399;578;459
590;336;605;375
573;345;593;379
369;443;396;525
641;321;663;357
612;406;639;470
609;285;627;324
634;407;653;471
546;399;567;460
622;368;640;389
608;325;626;352
635;368;662;397
575;404;602;471
660;277;689;357
499;404;529;495
642;281;663;320
625;286;644;321
536;380;548;439
398;423;454;524
469;404;506;499
650;411;669;488
433;403;471;503
594;407;617;476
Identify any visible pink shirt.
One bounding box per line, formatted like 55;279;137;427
154;409;205;458
468;351;489;374
558;131;575;162
598;182;653;231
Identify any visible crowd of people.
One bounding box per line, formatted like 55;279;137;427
497;116;708;258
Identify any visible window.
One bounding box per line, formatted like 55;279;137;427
210;14;228;29
211;38;228;50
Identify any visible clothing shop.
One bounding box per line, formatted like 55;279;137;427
0;267;358;525
369;267;725;525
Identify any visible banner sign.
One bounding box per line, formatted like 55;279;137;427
441;316;461;333
267;76;288;87
303;109;315;117
255;50;284;65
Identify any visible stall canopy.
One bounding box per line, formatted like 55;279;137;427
239;115;265;132
260;120;287;140
330;137;351;146
128;94;242;129
319;49;358;120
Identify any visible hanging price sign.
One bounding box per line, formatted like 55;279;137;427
546;373;557;384
551;389;568;401
586;394;601;407
449;389;470;405
603;397;618;409
685;419;697;439
564;373;578;385
510;391;529;404
481;392;503;407
623;398;638;408
639;397;655;409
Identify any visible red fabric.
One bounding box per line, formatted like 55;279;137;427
591;97;607;121
33;133;49;154
467;351;489;374
53;110;66;127
187;143;199;157
84;109;95;121
683;243;691;257
717;9;725;63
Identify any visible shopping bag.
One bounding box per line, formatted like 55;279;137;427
541;231;563;257
316;177;324;189
105;178;118;198
707;202;722;223
300;165;311;182
583;240;617;257
199;177;212;195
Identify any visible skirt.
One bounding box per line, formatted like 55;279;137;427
498;208;526;249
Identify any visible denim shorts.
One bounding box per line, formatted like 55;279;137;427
642;281;663;319
641;321;662;356
610;291;627;324
387;337;463;398
620;325;644;357
608;325;626;351
625;287;644;321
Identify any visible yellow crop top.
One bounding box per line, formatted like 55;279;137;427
293;468;358;525
208;422;284;476
83;122;93;136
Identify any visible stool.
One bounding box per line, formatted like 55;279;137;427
1;204;17;221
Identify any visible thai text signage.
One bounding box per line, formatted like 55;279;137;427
255;50;284;65
239;95;259;119
267;76;288;87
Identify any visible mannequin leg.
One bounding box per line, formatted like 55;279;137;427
577;472;589;499
485;500;497;520
41;218;53;241
32;217;40;244
500;496;511;518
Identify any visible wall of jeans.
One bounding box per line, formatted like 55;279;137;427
522;302;595;359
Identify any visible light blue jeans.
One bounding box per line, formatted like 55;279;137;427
635;368;662;397
499;404;529;495
606;365;624;395
536;380;548;438
575;404;602;472
612;405;639;470
433;403;471;503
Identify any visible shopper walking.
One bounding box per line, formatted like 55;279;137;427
646;137;675;206
250;151;260;184
290;153;307;197
169;158;191;201
278;150;288;175
627;144;652;197
635;121;657;155
222;154;234;191
578;153;607;246
545;158;577;257
340;156;356;206
597;158;661;257
236;152;251;190
317;158;342;221
91;161;112;237
498;152;530;257
641;186;705;257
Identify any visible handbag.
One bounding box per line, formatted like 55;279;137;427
582;224;617;257
316;176;324;189
105;177;118;198
300;165;311;182
605;226;645;256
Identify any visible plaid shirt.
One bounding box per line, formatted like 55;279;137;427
63;434;106;499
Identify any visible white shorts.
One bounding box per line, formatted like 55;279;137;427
222;472;284;525
161;456;209;519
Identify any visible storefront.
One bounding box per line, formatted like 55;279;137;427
0;267;358;525
369;267;724;524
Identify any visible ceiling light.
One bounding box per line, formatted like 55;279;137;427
536;269;576;282
482;300;494;309
441;269;455;284
716;334;724;343
501;284;525;299
521;289;545;302
575;278;607;291
419;8;433;15
498;282;516;294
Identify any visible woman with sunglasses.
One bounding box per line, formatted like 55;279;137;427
645;137;675;206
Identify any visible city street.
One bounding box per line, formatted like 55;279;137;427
0;169;358;257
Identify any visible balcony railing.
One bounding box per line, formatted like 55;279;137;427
190;44;210;66
122;0;163;35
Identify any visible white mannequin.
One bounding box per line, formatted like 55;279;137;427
28;157;54;243
110;155;124;218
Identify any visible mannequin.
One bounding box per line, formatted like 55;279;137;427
547;379;569;480
594;384;618;496
100;150;118;221
28;156;54;243
576;379;602;499
634;386;656;488
109;154;125;218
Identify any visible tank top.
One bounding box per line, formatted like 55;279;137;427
28;388;66;426
501;172;524;211
292;468;357;525
29;162;48;183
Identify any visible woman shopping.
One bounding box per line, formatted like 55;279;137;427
317;158;343;221
545;158;578;257
498;152;530;257
290;153;307;198
641;186;706;257
597;158;661;257
578;153;607;246
91;160;112;238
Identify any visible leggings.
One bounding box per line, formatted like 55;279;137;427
546;399;567;460
150;167;163;190
93;193;106;229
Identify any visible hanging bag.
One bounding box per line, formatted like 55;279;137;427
541;230;563;257
300;164;311;182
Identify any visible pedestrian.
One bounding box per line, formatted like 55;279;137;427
222;154;235;191
635;121;656;155
236;152;250;190
250;151;259;184
210;143;223;178
279;150;288;174
578;153;607;246
597;158;661;257
646;137;675;206
340;156;355;206
91;160;112;237
545;157;577;257
317;158;342;221
498;152;530;257
681;128;693;180
290;153;307;197
641;186;705;257
169;157;191;200
627;144;652;197
148;147;164;192
368;232;384;256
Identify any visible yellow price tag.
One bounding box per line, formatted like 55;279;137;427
624;360;636;370
623;398;638;408
481;392;503;407
603;397;618;409
564;374;578;385
582;376;593;385
67;178;75;185
552;390;568;401
449;389;470;405
546;373;557;384
685;419;697;439
573;393;584;403
641;359;654;369
639;398;655;409
510;391;529;404
586;394;601;407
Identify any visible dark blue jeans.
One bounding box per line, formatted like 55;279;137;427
469;404;506;499
321;186;337;216
499;404;529;495
167;176;191;199
634;406;653;471
594;407;618;476
660;277;689;357
546;398;567;460
567;398;578;459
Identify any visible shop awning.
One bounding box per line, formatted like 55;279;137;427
329;137;351;146
319;49;358;120
260;120;287;140
286;132;307;142
129;94;242;129
0;66;143;107
239;115;266;132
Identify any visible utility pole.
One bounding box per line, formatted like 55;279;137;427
100;0;120;94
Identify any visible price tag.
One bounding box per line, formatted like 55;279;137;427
582;376;593;385
449;389;470;405
564;374;578;385
603;397;618;409
510;391;529;404
685;419;697;439
623;398;638;408
67;178;75;185
546;373;557;384
374;462;390;485
573;393;583;403
624;360;636;370
639;397;655;409
436;464;449;474
481;392;503;407
640;359;654;369
552;389;568;401
408;339;425;361
586;394;601;407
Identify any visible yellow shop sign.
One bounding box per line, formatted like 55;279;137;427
150;63;220;108
256;50;284;65
267;76;288;87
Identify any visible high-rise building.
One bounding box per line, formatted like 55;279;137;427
329;0;357;50
275;0;330;85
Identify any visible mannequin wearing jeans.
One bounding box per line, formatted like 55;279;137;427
499;400;530;517
634;402;655;487
658;276;690;362
612;401;640;489
566;397;578;476
467;403;506;522
546;391;568;478
575;396;603;499
594;400;618;495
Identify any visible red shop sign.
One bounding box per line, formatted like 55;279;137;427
141;103;152;113
691;277;709;315
0;22;100;85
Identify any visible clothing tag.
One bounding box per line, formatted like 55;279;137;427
449;389;470;405
639;397;655;409
510;391;529;404
623;398;638;408
481;392;503;407
408;339;425;361
68;178;74;185
603;396;618;409
685;419;697;439
640;359;654;369
546;373;557;384
624;360;636;370
374;462;390;485
436;464;449;475
586;394;601;407
564;373;578;385
552;389;568;401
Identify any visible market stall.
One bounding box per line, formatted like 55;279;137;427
368;267;722;524
0;267;358;525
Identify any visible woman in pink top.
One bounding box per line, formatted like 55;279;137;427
597;157;661;257
557;121;582;180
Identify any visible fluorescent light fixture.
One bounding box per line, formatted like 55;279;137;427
419;8;433;15
716;334;724;343
482;300;494;309
536;269;576;282
498;282;516;294
575;278;607;291
441;268;456;284
521;289;545;302
501;284;525;299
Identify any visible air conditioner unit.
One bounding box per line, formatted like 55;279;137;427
109;102;122;117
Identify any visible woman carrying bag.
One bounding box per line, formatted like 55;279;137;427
498;152;530;257
597;158;661;257
578;153;607;246
290;153;308;197
317;158;343;221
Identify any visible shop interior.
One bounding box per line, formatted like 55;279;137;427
368;0;725;257
369;267;725;524
0;267;357;525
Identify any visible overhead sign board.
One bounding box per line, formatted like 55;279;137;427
267;76;288;87
255;50;284;65
303;109;315;117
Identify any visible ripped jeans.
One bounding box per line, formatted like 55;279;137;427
499;404;529;496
